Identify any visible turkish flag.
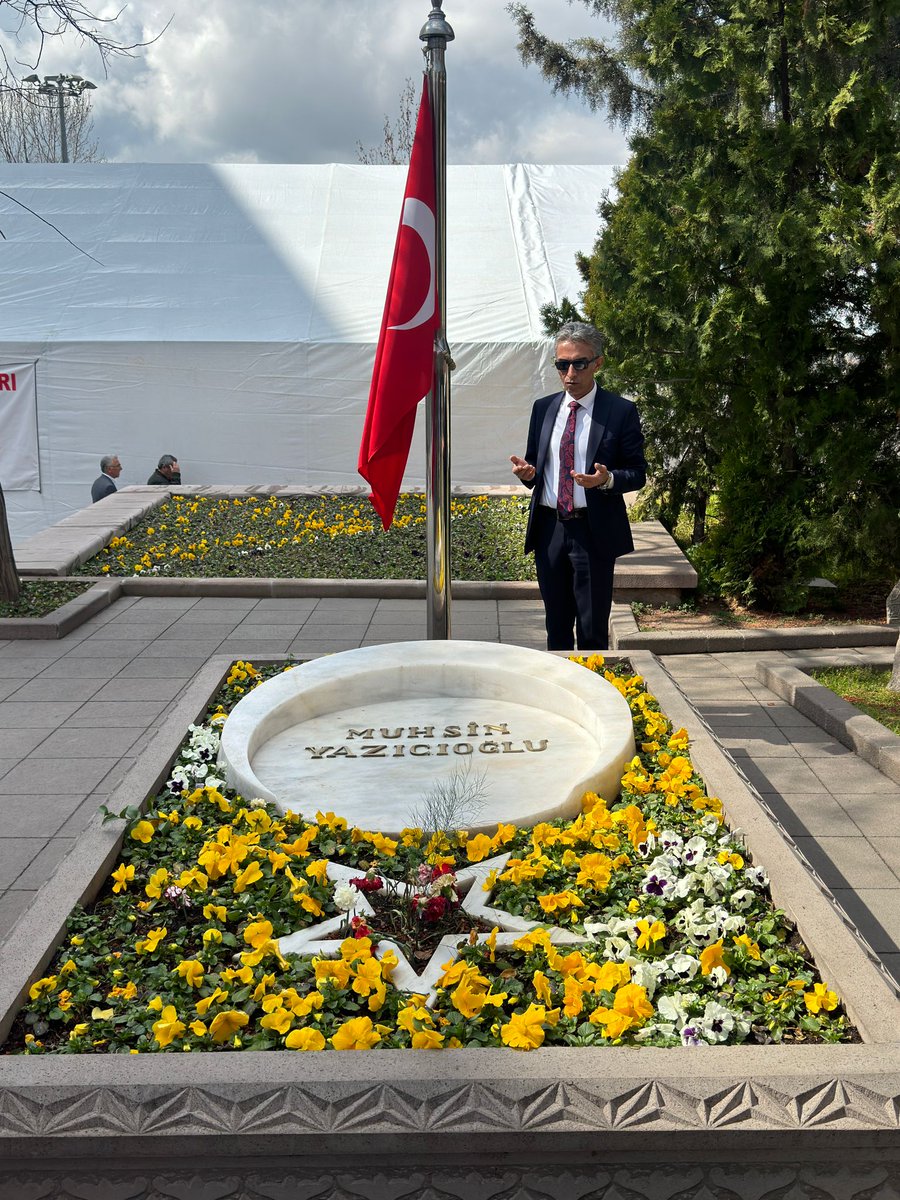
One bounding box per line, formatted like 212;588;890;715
358;79;439;530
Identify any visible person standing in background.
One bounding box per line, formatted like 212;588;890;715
91;455;122;503
147;454;181;485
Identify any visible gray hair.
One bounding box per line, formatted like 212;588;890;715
99;455;118;472
157;454;178;470
554;321;604;358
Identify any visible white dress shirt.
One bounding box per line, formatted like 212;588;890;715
539;383;609;508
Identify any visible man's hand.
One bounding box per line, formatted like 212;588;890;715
510;454;536;483
572;463;610;489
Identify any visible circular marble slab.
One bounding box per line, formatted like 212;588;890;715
219;641;635;835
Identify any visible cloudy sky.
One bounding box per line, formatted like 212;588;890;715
4;0;629;165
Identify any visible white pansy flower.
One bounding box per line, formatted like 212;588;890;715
658;830;683;854
696;1001;736;1043
681;836;707;865
167;765;192;793
730;887;756;911
663;952;700;982
657;992;692;1026
671;874;696;900
625;957;665;997
744;865;769;888
634;1024;672;1041
708;965;729;988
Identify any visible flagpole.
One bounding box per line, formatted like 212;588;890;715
420;1;454;640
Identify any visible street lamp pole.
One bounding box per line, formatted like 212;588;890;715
22;74;97;162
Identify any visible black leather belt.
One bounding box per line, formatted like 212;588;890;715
542;506;587;521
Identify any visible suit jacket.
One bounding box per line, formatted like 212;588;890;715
91;474;117;503
523;386;646;559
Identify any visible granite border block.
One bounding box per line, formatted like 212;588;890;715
758;660;900;786
0;579;121;640
612;623;895;655
1;651;900;1177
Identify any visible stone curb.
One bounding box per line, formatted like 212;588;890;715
0;579;121;640
2;650;900;1175
610;602;896;654
758;660;900;786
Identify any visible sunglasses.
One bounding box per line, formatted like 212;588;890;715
554;356;597;372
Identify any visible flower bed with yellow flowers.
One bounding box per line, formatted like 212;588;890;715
80;493;536;581
6;657;854;1056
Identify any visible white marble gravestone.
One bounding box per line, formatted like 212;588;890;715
219;641;635;834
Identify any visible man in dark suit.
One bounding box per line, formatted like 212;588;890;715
91;455;122;503
510;322;646;651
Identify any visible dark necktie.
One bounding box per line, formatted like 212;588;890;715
557;400;579;517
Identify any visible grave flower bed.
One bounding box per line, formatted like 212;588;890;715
5;657;852;1055
80;492;536;581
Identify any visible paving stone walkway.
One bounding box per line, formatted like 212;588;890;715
0;594;896;985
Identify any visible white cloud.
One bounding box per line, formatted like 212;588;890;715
4;0;631;166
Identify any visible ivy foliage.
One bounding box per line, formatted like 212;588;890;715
511;0;900;606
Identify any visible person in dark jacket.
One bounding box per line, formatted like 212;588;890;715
510;322;646;651
91;455;122;503
147;454;181;485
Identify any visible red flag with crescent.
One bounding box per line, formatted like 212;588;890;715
358;78;438;530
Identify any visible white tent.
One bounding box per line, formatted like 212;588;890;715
0;163;616;539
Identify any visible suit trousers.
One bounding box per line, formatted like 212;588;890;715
532;506;616;651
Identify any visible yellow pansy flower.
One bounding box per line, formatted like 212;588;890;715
285;1027;326;1051
635;919;666;952
152;1005;186;1048
130;820;156;844
174;960;205;988
111;864;135;893
243;918;275;948
411;1028;444;1049
465;834;494;863
804;983;839;1014
699;940;730;977
330;1016;381;1050
233;861;264;893
209;1010;249;1043
305;859;329;884
195;987;229;1016
732;934;761;960
531;970;552;1007
500;1004;559;1050
28;976;57;1000
145;868;169;899
260;1007;294;1035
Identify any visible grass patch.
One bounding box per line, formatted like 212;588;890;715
0;579;90;619
80;493;538;582
809;667;900;736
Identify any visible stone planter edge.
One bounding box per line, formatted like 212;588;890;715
758;659;900;786
0;652;899;1165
